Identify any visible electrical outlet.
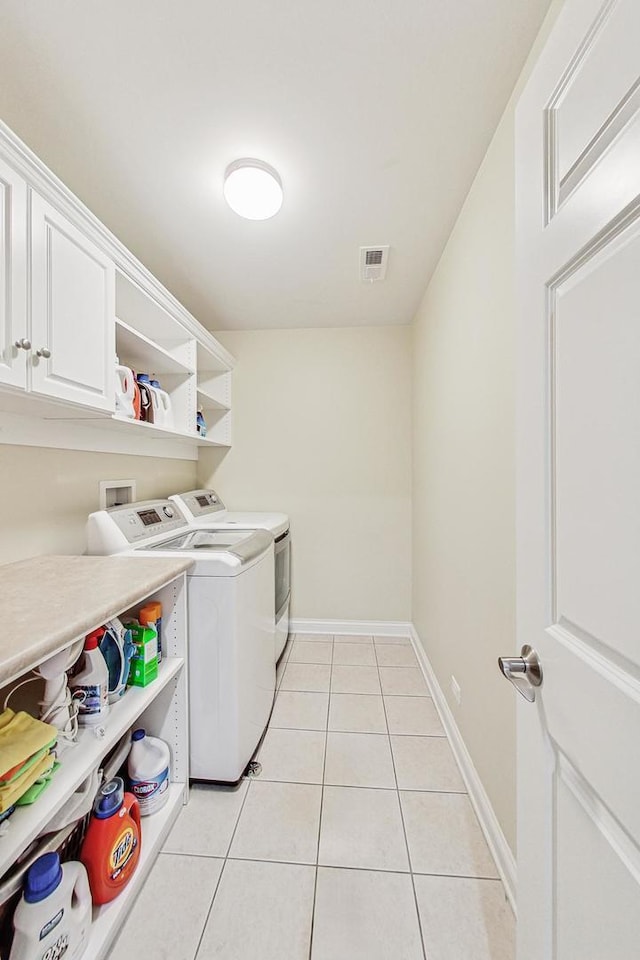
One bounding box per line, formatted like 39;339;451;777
451;675;461;705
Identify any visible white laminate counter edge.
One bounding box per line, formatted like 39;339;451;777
0;555;193;686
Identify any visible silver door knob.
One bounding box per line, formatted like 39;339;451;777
498;645;542;702
14;338;31;350
35;346;51;358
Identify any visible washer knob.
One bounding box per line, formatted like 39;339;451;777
163;505;174;518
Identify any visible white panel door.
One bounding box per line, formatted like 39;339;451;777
0;157;27;390
515;1;640;958
31;193;115;411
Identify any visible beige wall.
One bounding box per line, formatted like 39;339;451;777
198;326;412;622
0;446;195;564
411;2;562;856
412;106;518;851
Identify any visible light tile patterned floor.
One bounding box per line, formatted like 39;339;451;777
110;634;515;960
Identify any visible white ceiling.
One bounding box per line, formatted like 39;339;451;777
0;0;550;332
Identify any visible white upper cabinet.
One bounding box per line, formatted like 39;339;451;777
0;119;234;457
30;193;115;412
0;156;28;389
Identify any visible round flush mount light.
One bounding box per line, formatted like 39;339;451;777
223;158;283;220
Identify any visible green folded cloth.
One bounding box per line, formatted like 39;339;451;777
0;741;57;784
0;752;56;812
16;761;60;805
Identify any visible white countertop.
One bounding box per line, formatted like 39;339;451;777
0;554;193;685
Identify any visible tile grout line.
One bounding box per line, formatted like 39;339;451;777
307;636;334;960
375;640;429;960
269;722;446;740
163;849;502;882
250;775;465;794
281;687;434;699
193;635;292;960
191;773;255;960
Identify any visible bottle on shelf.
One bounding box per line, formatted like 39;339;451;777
124;621;158;686
68;631;110;727
149;379;174;429
138;601;162;663
135;373;154;423
127;728;171;816
9;852;91;960
80;777;141;905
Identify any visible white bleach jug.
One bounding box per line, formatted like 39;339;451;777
115;364;136;419
127;728;170;816
149;383;174;429
9;853;91;960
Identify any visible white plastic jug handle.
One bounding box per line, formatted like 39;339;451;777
115;364;133;392
69;861;92;912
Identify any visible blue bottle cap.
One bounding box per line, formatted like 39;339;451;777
136;373;150;383
24;852;63;903
94;777;124;819
132;728;146;742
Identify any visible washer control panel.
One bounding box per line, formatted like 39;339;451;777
175;489;226;519
107;499;188;544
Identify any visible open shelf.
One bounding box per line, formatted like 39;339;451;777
116;319;194;377
196;339;232;374
116;272;192;345
197;386;230;411
87;782;186;957
196;434;231;448
0;658;184;876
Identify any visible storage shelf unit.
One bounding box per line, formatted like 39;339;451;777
0;658;184;877
0;564;190;960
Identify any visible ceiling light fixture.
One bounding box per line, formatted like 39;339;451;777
223;158;283;220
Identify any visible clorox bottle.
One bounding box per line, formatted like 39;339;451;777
80;777;141;905
9;852;91;960
127;729;170;816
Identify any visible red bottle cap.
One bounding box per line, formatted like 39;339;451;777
85;628;104;650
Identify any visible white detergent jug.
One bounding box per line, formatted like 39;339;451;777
10;853;91;960
149;384;174;429
115;364;136;419
127;728;170;816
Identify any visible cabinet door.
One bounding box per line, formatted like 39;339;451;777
0;157;28;390
30;193;115;411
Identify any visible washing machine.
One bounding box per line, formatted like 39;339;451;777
169;489;290;660
86;499;275;783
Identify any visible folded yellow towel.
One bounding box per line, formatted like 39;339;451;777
0;708;58;779
0;751;55;812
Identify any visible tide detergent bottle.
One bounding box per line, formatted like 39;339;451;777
9;852;91;960
80;777;141;905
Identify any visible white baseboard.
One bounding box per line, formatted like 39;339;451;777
409;625;517;913
290;618;412;638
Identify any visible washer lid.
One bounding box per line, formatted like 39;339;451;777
143;528;273;565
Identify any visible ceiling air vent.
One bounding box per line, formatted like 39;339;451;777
360;245;389;282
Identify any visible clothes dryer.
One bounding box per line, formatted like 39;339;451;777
169;489;290;660
87;500;275;783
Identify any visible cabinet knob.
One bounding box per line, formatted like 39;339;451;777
36;346;52;359
14;338;31;350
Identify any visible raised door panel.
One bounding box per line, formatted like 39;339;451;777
30;193;115;411
0;157;27;390
547;0;640;218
